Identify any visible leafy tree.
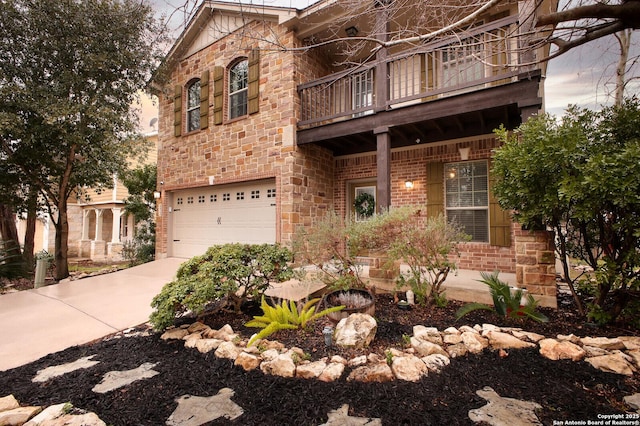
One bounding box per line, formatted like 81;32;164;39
0;0;166;279
121;163;157;265
492;98;640;325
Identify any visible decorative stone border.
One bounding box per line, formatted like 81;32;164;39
162;318;640;383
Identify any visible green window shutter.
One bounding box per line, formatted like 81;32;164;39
489;166;512;247
173;85;182;137
426;162;444;218
248;49;260;115
213;66;224;125
200;70;210;130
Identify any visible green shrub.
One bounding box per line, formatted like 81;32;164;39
150;243;294;331
455;271;549;323
245;296;344;346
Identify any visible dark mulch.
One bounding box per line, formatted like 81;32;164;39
0;291;638;425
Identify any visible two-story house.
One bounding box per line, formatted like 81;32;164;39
153;0;558;307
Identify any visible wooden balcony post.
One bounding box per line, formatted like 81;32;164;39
375;126;391;212
374;1;390;113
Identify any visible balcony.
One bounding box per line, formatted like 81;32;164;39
298;15;529;131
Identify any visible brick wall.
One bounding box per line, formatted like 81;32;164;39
334;136;516;273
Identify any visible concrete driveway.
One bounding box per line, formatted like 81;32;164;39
0;258;184;371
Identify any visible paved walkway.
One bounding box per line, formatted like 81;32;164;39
0;258;184;372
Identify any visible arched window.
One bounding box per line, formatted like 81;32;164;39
229;59;248;119
186;79;201;132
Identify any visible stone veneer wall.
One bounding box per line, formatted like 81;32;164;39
155;21;334;257
514;229;557;307
334;136;516;273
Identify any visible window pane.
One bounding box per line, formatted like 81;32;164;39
186;80;201;132
447;209;488;242
229;60;248;119
230;91;247;118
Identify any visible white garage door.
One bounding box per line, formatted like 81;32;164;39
170;179;276;258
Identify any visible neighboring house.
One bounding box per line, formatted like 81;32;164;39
153;0;558;306
17;133;158;262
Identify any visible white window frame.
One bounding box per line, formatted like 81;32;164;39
354;185;376;222
229;59;248;119
445;160;489;242
186;79;201;132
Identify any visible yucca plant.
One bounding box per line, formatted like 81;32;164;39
455;271;548;323
245;296;344;346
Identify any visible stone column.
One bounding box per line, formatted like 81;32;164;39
514;228;557;308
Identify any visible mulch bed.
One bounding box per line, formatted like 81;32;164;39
0;290;638;425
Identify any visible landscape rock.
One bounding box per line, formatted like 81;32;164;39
421;354;451;373
347;363;394;383
0;395;19;412
166;389;243;426
443;334;463;345
234;352;261;371
296;361;327;379
318;362;345;382
92;362;160;394
511;331;545;343
539;339;586;361
557;334;580;344
410;337;447;357
186;322;210;334
195;339;223;354
0;406;42;426
586;353;637;376
620;336;640;351
161;328;189;341
580;337;625;351
624;393;640;411
32;356;100;383
319;404;382;426
461;332;488;354
391;354;428;382
334;314;377;348
486;331;535;350
183;334;202;348
214;342;241;360
446;343;469;358
348;355;368;367
469;386;542;425
581;345;610;358
260;353;296;378
413;326;443;345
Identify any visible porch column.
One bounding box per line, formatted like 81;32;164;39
375;126;391;212
110;207;122;243
94;209;104;241
81;210;90;240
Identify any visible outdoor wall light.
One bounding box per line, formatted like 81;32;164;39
153;191;161;199
404;180;414;189
345;26;359;37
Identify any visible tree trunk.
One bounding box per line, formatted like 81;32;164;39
614;29;631;107
22;196;37;273
0;203;21;254
54;200;70;280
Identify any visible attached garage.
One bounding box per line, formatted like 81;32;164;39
169;179;276;258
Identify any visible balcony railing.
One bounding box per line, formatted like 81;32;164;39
298;15;523;129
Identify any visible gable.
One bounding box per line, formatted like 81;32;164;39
184;13;248;58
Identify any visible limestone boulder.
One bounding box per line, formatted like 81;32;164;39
461;332;488;354
539;339;586;361
318;362;345;382
580;337;625;351
334;314;377;348
234;352;261;371
421;354;450;373
413;326;443;345
391;354;428;382
586;353;637;376
296;361;327;379
0;395;20;412
347;363;394;383
214;342;241;360
260;353;296;378
410;337;447;357
160;328;189;341
195;339;224;354
486;331;535;350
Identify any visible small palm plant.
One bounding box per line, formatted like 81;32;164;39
455;271;548;323
245;296;344;346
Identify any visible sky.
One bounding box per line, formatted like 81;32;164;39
137;0;640;132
